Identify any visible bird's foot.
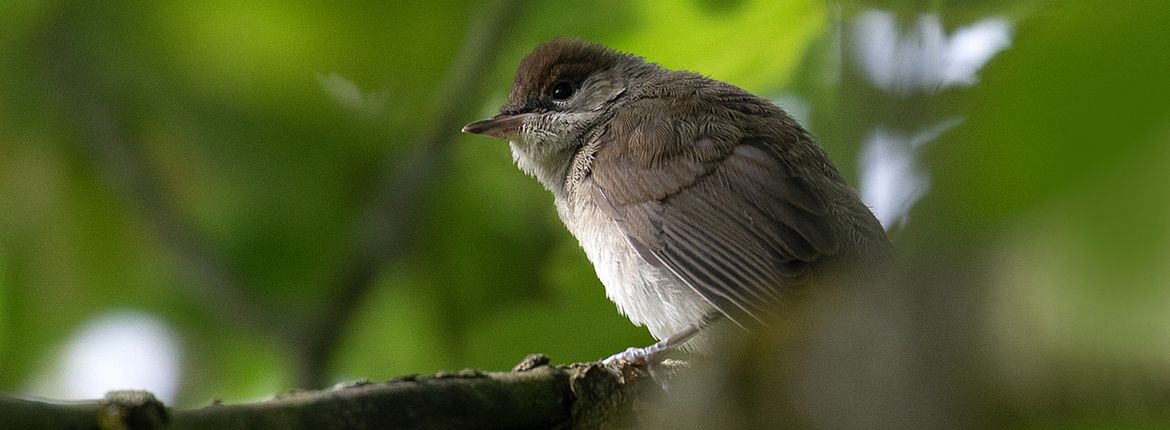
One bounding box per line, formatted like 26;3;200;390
602;343;669;367
602;343;687;391
602;313;721;367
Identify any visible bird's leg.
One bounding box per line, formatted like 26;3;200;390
603;312;723;366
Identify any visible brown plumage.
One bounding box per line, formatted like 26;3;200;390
464;39;891;362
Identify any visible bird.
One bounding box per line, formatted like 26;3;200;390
462;39;891;364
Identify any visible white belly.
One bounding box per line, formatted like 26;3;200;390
558;198;716;342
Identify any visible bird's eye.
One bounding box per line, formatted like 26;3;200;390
550;81;575;100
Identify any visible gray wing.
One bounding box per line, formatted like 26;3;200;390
584;92;841;325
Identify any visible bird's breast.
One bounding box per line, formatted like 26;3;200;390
556;194;716;342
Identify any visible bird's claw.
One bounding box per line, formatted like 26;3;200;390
602;347;642;366
602;344;669;367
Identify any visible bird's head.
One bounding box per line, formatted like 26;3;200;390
463;39;650;193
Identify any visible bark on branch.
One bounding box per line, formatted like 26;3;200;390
1;356;669;430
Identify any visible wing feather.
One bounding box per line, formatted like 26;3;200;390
584;88;841;324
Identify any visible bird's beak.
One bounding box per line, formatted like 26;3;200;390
461;113;530;139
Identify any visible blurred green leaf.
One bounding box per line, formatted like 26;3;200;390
934;0;1170;230
1;2;1166;424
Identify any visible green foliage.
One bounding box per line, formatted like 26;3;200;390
1;1;1168;426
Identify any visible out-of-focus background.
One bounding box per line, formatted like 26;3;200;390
1;0;1167;425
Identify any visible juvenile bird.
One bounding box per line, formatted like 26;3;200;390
463;39;891;364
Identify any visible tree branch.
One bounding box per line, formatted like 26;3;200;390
2;357;665;430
